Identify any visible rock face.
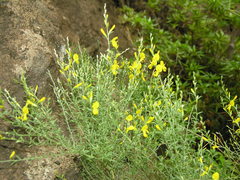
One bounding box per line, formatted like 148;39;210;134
0;0;131;102
0;0;132;179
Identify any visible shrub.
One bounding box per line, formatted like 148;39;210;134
0;4;238;179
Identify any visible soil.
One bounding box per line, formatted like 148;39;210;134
0;0;135;179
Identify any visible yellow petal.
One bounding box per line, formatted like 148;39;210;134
141;125;149;138
200;171;207;177
63;65;70;71
100;28;107;37
73;82;83;89
111;37;119;49
141;72;146;81
126;115;133;121
155;124;161;130
22;105;29;115
9;151;16;159
198;157;203;163
235;128;240;134
140;52;145;62
92;108;99;115
152;51;160;63
212;144;219;150
212;172;219;180
26;100;37;107
202;136;209;142
233;117;240;124
136;109;142;115
109;24;116;33
147;117;155;124
126;125;136;133
73;53;79;64
82;95;88;100
38;97;46;103
92;101;100;109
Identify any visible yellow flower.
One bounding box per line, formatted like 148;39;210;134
226;96;237;111
148;51;160;69
92;108;99;115
212;172;219;180
115;53;121;58
111;60;120;75
152;51;160;61
201;136;209;142
126;115;133;121
129;60;142;74
133;103;137;109
198;157;203;164
136;109;142;115
154;100;162;106
155;124;161;130
67;78;71;82
212;144;219;150
109;24;115;33
82;95;88;100
200;164;213;176
92;101;100;115
0;105;4;109
38;97;46;103
236;128;240;134
153;61;167;77
126;125;136;133
141;72;146;81
73;53;79;64
26;100;37;107
233;117;240;124
129;74;134;80
73;82;83;89
147;116;155;124
140;52;145;62
63;64;70;71
9;151;16;159
141;125;149;138
111;37;119;49
21;105;29;121
100;28;107;38
92;101;100;109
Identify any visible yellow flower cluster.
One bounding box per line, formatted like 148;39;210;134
59;50;80;75
128;47;146;82
92;101;100;115
17;90;46;121
123;102;162;138
111;60;120;75
198;157;220;179
18;100;36;121
148;51;167;77
226;95;237;112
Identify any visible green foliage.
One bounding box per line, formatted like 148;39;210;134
121;0;240;127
